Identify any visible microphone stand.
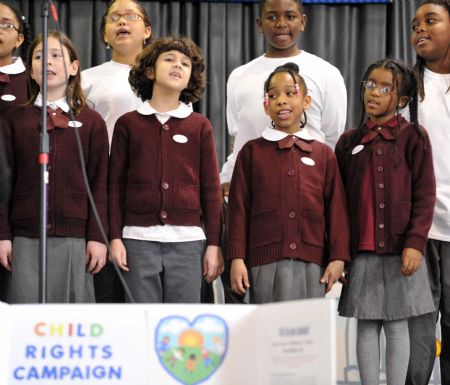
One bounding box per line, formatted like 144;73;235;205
38;1;50;303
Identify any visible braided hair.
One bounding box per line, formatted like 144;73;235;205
413;0;450;100
348;59;425;155
0;2;33;61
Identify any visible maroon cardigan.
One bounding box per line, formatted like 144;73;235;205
335;116;436;257
0;71;27;116
227;135;350;268
0;105;109;243
108;111;222;246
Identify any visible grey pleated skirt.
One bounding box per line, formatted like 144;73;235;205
249;258;325;304
338;252;435;321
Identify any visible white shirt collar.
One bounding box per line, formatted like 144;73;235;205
0;57;26;75
261;127;315;142
137;101;192;119
34;94;70;113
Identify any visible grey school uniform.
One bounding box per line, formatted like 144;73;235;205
338;252;435;321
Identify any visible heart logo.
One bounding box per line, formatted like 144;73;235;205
155;314;228;385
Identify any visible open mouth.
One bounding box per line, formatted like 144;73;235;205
116;28;130;37
277;109;292;119
367;100;380;107
416;36;430;45
169;71;181;79
46;70;56;76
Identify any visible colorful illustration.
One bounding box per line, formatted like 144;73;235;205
155;315;228;385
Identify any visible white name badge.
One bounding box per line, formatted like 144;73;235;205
173;134;188;143
68;121;83;128
301;157;315;166
352;145;364;155
1;94;16;102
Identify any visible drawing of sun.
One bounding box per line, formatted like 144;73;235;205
178;329;204;347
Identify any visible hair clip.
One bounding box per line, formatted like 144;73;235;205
295;83;300;96
264;93;269;107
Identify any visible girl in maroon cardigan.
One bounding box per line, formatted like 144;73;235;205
227;62;350;303
108;36;223;303
0;32;109;303
0;2;32;303
336;59;436;385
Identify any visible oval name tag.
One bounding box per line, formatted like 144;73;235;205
352;145;364;155
301;157;315;166
173;134;188;143
68;120;83;128
1;94;16;102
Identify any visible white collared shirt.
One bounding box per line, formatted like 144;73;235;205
122;101;206;243
261;127;316;142
0;57;25;75
34;94;70;112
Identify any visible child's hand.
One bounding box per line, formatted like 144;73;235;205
401;248;422;276
0;240;12;271
230;259;250;295
203;245;224;283
320;260;345;293
109;239;129;272
86;241;107;274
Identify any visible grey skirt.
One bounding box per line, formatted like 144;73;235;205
338;252;435;321
249;258;325;304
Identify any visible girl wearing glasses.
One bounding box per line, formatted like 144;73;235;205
336;59;436;385
82;0;151;145
82;0;151;303
0;2;32;116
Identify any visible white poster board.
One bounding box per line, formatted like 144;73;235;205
0;299;336;385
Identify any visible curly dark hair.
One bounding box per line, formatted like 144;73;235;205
413;0;450;100
129;36;205;104
27;31;86;115
0;2;33;61
100;0;152;48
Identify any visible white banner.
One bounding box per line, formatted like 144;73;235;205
0;299;336;385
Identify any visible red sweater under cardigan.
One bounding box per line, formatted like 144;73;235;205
227;136;350;268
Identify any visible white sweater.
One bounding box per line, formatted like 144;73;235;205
81;60;143;145
418;68;450;241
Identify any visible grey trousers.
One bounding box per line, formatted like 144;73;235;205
10;237;94;304
122;239;204;303
407;239;450;385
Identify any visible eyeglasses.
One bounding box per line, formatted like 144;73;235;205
105;12;143;23
362;80;393;95
0;23;20;32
